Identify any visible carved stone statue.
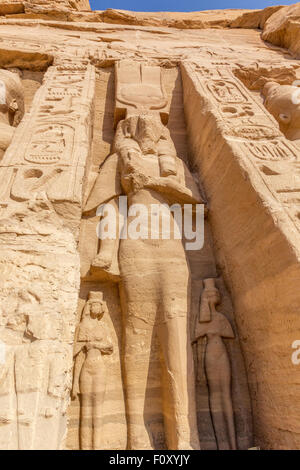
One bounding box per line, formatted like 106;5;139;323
262;81;300;141
0;309;70;449
84;111;205;450
193;278;237;450
0;194;77;450
0;70;24;159
71;291;113;450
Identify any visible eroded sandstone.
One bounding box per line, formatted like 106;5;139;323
0;0;299;451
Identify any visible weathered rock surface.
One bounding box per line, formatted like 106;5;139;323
262;3;300;57
0;0;299;452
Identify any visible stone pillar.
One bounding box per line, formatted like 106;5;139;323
0;61;95;449
182;61;300;449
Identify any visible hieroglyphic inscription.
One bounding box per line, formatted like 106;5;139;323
185;62;300;232
0;62;95;208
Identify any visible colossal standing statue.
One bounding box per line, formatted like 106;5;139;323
0;70;24;159
72;292;113;450
84;61;205;449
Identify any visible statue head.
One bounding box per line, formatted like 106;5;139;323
89;301;105;319
83;291;106;320
199;278;221;322
123;113;163;154
0;69;24;127
262;81;300;139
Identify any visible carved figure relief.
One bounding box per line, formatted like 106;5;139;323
71;292;113;450
82;61;208;450
0;69;24;159
193;279;236;450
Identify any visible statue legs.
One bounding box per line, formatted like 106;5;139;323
158;316;200;450
79;359;106;450
119;238;200;450
122;315;200;450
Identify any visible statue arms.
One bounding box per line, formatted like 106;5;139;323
84;153;122;214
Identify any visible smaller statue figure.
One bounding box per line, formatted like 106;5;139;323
0;69;24;159
192;278;237;450
71;291;113;450
87;113;181;280
262;81;300;141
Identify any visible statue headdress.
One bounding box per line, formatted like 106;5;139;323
199;278;220;323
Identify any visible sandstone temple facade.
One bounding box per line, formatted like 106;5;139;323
0;0;299;450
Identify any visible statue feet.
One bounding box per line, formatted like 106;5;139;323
176;439;200;450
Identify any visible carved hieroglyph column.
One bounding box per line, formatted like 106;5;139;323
182;62;300;448
0;62;95;449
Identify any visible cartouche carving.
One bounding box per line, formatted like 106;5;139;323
193;279;236;450
72;292;113;450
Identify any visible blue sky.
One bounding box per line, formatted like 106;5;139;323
90;0;295;13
